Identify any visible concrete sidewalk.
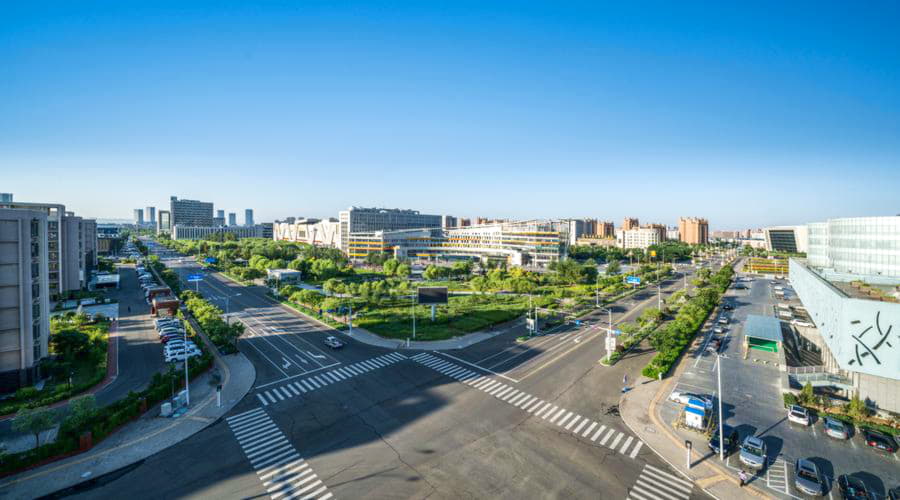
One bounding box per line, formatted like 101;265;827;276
619;355;767;500
0;338;255;499
341;318;524;350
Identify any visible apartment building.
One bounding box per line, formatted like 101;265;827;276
133;208;144;225
597;221;615;238
145;207;156;226
0;209;50;392
620;227;663;249
245;209;254;226
678;217;709;245
169;196;214;227
623;217;639;231
228;212;237;226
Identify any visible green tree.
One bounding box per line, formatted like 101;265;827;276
846;391;870;420
12;407;57;448
799;382;815;406
383;258;399;276
50;328;90;362
606;260;621;276
395;263;411;277
63;394;98;432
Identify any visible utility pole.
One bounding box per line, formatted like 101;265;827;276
411;295;416;340
717;353;725;462
183;326;190;406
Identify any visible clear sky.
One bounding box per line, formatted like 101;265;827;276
2;1;899;229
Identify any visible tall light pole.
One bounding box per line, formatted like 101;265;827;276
411;294;416;340
596;274;601;307
717;353;724;462
183;326;190;406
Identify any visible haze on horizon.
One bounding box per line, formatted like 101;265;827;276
2;2;899;229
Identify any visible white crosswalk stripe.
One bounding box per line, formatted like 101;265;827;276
254;352;407;406
227;407;332;500
410;352;646;462
628;464;693;500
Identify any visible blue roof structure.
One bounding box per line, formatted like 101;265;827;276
744;315;783;343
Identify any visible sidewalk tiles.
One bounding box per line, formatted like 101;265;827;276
226;407;333;500
410;352;646;460
255;352;407;406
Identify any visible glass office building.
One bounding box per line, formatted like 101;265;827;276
806;216;900;281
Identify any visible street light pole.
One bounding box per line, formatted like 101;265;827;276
411;295;416;340
183;326;190;406
717;353;725;462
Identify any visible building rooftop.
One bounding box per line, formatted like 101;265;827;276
744;314;783;343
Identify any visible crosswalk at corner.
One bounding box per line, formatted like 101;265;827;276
226;407;333;500
628;463;694;500
410;352;646;460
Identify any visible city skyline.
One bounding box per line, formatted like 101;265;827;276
4;2;900;227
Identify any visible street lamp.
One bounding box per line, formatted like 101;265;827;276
716;352;725;462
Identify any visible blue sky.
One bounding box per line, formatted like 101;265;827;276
2;1;899;229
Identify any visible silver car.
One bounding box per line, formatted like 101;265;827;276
823;417;849;440
739;436;767;470
794;458;823;496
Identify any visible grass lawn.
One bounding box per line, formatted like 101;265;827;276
355;295;528;341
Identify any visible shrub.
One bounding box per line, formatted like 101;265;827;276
783;392;798;408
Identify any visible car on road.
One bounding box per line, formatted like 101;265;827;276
717;318;728;325
713;326;726;334
668;391;713;409
794;458;824;496
708;338;723;352
733;284;747;289
823;417;850;440
708;425;739;456
837;474;871;499
739;436;767;470
324;336;344;349
787;405;811;426
722;304;734;310
862;428;897;453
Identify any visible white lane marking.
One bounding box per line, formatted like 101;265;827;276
495;387;514;399
629;440;644;459
291;382;306;393
565;415;582;430
541;405;559;419
600;428;616;445
557;411;574;427
501;389;520;401
619;436;634;454
282;358;292;369
582;421;598;438
488;384;508;396
508;392;528;405
227;407;266;423
266;392;278;404
571;417;587;433
549;408;567;424
306;351;327;360
516;395;536;408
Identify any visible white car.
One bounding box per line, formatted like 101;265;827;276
165;347;201;357
164;341;196;350
165;351;201;362
787;405;810;426
668;391;713;409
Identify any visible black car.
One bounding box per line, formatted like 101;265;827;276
722;304;734;310
708;425;739;456
733;284;747;289
837;475;871;499
862;428;897;453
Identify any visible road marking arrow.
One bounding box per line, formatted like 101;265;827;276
307;351;327;360
294;354;309;364
282;357;292;369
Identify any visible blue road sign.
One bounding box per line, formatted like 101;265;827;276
187;274;204;282
205;257;217;264
626;276;641;285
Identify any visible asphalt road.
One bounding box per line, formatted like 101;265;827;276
66;244;716;499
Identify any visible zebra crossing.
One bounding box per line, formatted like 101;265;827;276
226;407;333;500
410;352;645;460
627;463;693;500
256;352;407;406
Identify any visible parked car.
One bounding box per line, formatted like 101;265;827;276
324;336;344;349
717;318;728;325
668;391;713;410
164;340;196;349
739;436;767;470
708;425;739;456
165;346;201;357
155;319;179;330
165;351;201;363
708;338;723;352
723;303;734;310
823;417;849;440
787;405;811;426
713;326;726;334
862;429;897;453
837;474;871;500
158;328;185;338
794;458;824;496
161;334;187;344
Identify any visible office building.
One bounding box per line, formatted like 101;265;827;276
0;208;50;391
83;219;97;277
764;225;809;254
442;215;458;229
169;196;214;227
157;210;172;235
133;208;144;226
622;218;639;231
145;207;156;227
806;216;900;281
678;217;709;245
667;227;681;241
216;209;225;220
245;209;254;227
260;222;273;239
347;220;569;267
172;224;264;240
338;207;442;252
273;218;342;248
97;224;123;254
228;212;237;227
212;215;225;227
459;218;472;227
0;193;12;203
620;227;663;249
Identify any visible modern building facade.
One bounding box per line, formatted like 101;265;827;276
441;215;457;229
805;217;900;282
678;217;709;245
169;196;214;227
346;220;569;267
0;193;12;203
620;227;663;249
172;224;265;240
338;207;442;252
245;209;254;227
764;225;809;254
133;208;144;226
145;207;156;226
228;212;237;227
157;210;172;235
622;218;639;231
597;221;615;238
273;218;342;248
0;209;50;392
789;258;900;413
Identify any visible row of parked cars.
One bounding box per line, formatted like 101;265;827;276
155;317;202;363
136;264;158;303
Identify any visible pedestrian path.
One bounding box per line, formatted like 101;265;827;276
256;352;407;406
627;463;694;500
410;352;645;460
226;407;333;500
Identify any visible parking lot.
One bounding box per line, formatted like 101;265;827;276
662;273;900;499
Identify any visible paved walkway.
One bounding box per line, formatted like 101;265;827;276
619;350;768;500
0;332;256;499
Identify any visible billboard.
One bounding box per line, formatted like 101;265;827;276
417;286;448;305
626;276;641;285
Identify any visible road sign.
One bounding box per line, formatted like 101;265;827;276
626;276;641;285
605;336;617;351
187;274;204;282
205;257;218;264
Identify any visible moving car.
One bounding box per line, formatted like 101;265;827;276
823;417;849;440
787;405;811;426
837;474;870;499
793;458;824;496
708;425;739;456
862;428;897;453
324;336;344;349
668;391;713;410
739;436;767;470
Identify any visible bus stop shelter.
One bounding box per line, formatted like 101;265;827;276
744;315;783;353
